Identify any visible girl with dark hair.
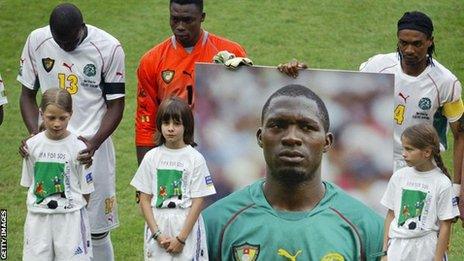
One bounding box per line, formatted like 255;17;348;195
381;123;458;260
131;97;216;260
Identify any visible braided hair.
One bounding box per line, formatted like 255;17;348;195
401;123;450;179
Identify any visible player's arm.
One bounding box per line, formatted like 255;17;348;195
135;59;158;164
78;43;126;165
447;106;464;222
20;85;40;135
382;209;394;255
0;105;3;126
435;219;452;261
449;117;464;185
166;197;204;254
78;95;124;166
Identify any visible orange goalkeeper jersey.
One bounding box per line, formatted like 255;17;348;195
135;30;246;146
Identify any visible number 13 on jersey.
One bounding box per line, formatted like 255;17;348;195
58;73;78;94
394;105;405;124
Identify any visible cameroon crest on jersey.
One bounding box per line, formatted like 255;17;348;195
233;242;260;261
42;57;55;73
162;70;175;84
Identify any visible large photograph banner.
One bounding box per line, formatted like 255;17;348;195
194;63;394;213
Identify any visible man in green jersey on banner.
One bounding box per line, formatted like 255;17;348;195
202;84;384;261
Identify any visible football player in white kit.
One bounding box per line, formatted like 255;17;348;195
359;11;464;221
0;74;7;126
17;3;124;260
277;11;464;222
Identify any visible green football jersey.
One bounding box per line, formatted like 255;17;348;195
202;180;384;261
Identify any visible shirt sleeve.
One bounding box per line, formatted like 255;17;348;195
442;80;463;122
135;56;158;147
20;158;33;187
130;152;154;194
437;182;459;220
189;153;216;198
102;45;126;101
232;44;247;58
381;172;398;210
78;165;95;195
0;74;7;106
17;33;39;90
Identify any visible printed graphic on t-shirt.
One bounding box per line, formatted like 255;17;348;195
33;162;66;203
156;169;183;208
398;189;427;230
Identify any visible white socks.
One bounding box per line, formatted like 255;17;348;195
91;233;115;261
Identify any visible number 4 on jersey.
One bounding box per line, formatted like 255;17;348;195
58;73;78;94
394;105;405;124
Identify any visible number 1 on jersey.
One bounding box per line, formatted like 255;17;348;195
58;73;78;94
394;105;405;124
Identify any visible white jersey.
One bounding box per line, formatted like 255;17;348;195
20;132;94;214
131;145;216;209
381;167;458;239
17;25;125;137
0;74;7;106
360;53;463;170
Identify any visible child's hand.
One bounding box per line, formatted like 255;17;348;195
157;234;170;249
165;236;185;254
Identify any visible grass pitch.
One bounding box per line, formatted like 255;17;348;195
0;1;463;260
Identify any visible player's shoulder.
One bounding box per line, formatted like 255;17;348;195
360;52;399;72
85;25;122;53
203;182;256;220
27;25;53;47
139;36;173;64
326;182;383;222
429;59;459;83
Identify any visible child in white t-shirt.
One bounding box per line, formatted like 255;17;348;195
21;89;94;260
381;123;458;260
131;96;216;260
0;74;7;125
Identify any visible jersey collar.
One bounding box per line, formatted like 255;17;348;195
250;179;336;220
170;30;209;52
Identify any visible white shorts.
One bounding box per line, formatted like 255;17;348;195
86;137;119;233
387;232;447;261
23;208;92;261
144;208;208;261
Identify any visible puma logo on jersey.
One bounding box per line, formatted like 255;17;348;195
277;249;302;261
63;62;74;72
398;92;410;103
183;70;193;78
